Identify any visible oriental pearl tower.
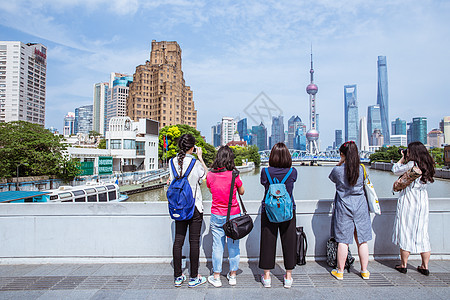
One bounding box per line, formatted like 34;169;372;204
306;48;320;156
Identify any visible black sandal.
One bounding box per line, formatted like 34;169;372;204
395;265;407;273
417;266;430;276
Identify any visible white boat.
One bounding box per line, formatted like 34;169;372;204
43;183;128;203
236;161;255;173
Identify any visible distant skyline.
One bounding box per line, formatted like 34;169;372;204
1;0;449;147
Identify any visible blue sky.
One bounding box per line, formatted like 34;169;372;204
1;0;449;147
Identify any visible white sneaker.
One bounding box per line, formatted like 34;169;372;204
261;275;271;288
284;276;293;288
227;272;237;286
208;275;222;287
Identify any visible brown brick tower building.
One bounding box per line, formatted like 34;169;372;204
126;40;197;129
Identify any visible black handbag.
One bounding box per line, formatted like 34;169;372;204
296;226;307;265
222;170;254;240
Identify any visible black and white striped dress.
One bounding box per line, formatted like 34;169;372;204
392;161;431;253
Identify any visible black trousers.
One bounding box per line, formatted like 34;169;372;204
259;210;297;270
173;207;203;278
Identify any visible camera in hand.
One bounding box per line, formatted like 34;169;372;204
398;148;407;157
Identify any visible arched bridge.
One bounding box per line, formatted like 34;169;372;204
259;149;372;164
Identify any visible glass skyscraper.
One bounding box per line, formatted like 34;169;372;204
367;105;382;146
74;105;93;134
391;117;407;135
252;123;267;151
334;129;343;149
237;118;248;140
377;56;390;144
344;85;359;144
408;117;427;145
270;115;284;149
211;122;221;147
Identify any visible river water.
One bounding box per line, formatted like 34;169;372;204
128;165;450;202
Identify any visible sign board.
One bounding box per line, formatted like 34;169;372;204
79;161;94;176
98;156;113;175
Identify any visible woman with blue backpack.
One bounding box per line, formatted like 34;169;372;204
168;134;209;287
206;146;245;287
259;142;297;288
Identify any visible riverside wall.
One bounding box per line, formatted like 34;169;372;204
0;199;449;264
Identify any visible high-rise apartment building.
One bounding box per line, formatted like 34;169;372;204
237;118;248;140
221;117;237;146
427;129;444;148
270;115;284;149
377;56;390;144
252;123;267;151
344;85;359;144
75;105;93;134
408;117;427;145
127;40;196;129
334;129;343;149
367;105;382;145
93;82;108;135
371;128;384;147
441;116;450;144
63;112;75;137
391;117;407;135
0;41;47;125
105;73;132;131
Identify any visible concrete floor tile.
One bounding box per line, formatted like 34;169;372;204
0;265;41;277
0;290;46;300
90;289;124;300
23;265;61;277
44;265;82;276
69;264;103;276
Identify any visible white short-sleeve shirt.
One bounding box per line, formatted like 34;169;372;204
169;154;207;213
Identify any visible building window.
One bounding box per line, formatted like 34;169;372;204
110;139;121;149
123;139;136;149
136;141;145;155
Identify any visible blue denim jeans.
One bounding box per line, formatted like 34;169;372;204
210;213;241;273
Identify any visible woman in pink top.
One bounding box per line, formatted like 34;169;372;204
206;146;245;287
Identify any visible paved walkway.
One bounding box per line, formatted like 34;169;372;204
0;260;449;299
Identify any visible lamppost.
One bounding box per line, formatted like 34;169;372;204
16;162;27;191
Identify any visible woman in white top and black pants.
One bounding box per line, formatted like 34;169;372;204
169;134;209;287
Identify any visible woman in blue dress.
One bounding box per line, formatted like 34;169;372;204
329;141;372;280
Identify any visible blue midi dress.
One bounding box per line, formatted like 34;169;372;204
329;164;372;244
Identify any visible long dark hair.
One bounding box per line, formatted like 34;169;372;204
406;141;435;183
339;141;360;186
211;146;235;171
269;143;292;168
177;134;196;174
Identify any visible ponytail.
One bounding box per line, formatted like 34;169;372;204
339;141;361;186
177;134;196;174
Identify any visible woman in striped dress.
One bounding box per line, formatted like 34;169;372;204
392;141;435;276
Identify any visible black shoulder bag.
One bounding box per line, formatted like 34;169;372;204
222;170;254;240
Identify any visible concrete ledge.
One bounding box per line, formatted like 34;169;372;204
0;199;449;263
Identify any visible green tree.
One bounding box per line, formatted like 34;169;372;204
158;124;216;167
248;145;261;167
0;121;81;181
430;147;443;167
89;130;101;138
369;146;403;163
229;144;261;167
98;139;107;149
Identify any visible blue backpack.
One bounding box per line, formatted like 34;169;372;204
167;158;197;221
264;168;294;223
